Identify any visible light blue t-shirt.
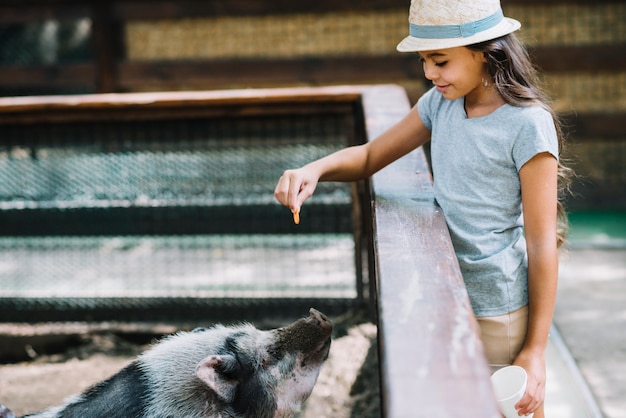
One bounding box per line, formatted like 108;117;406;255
417;87;559;317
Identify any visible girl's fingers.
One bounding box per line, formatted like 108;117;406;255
515;384;543;416
287;177;302;212
274;169;318;224
274;170;298;207
274;172;303;223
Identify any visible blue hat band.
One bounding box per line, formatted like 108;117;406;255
409;9;503;39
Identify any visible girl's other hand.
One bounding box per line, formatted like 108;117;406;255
513;350;546;416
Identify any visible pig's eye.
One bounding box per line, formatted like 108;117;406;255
261;352;278;368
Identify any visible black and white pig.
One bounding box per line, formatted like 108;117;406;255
0;308;332;418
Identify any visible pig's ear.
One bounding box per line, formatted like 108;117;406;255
195;354;239;403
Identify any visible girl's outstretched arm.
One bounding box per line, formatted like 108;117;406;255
274;105;431;213
515;151;559;418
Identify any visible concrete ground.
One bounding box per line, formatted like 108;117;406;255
546;213;626;418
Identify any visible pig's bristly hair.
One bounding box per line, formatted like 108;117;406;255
138;324;286;418
14;312;331;418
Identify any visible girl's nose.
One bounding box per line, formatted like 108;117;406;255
423;62;436;81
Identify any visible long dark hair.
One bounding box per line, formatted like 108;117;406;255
467;33;573;248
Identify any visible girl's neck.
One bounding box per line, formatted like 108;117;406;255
464;85;505;118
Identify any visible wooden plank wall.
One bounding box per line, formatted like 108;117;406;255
0;0;624;208
0;1;623;100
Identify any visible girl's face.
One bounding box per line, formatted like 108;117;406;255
418;47;488;101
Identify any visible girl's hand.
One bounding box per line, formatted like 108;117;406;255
513;349;546;416
274;168;320;215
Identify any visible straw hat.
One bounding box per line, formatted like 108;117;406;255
397;0;521;52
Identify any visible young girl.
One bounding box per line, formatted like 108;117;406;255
274;0;570;416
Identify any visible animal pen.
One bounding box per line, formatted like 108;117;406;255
0;85;500;416
0;88;365;323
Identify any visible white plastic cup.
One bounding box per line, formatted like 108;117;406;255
490;365;533;418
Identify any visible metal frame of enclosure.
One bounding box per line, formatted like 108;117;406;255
0;87;371;322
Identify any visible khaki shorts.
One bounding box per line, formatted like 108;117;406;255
477;305;528;372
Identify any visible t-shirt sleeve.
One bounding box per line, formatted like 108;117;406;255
416;87;437;131
512;107;559;171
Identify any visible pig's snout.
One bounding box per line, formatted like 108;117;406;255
309;308;332;333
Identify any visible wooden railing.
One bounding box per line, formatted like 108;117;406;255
359;85;501;417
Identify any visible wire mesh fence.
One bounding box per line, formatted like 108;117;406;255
0;234;356;299
0;112;360;320
0;115;350;206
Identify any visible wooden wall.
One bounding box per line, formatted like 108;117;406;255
0;0;624;209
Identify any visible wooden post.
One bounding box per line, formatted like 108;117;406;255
91;0;120;93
